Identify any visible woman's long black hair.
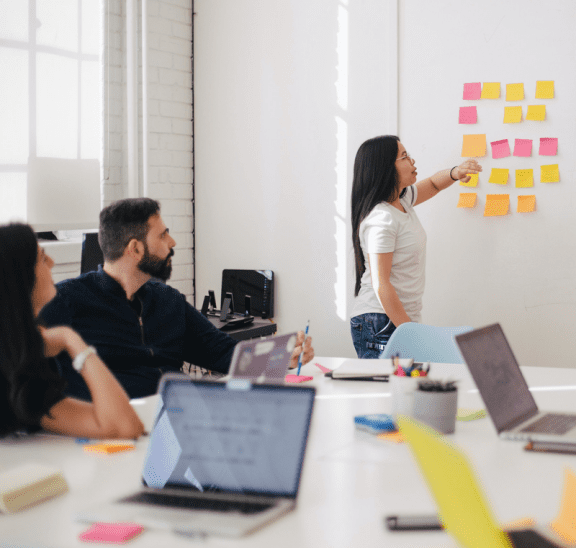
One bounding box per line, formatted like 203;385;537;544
0;223;65;433
351;135;403;296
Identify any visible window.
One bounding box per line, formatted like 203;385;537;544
0;0;102;229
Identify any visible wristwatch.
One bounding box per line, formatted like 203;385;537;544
72;346;97;372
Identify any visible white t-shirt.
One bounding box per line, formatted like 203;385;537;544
351;185;427;322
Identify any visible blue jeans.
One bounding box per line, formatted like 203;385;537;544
350;313;396;359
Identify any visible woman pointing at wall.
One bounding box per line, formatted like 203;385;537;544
350;135;481;358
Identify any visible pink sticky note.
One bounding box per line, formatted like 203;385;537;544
463;82;481;100
513;139;533;157
285;375;313;383
539;138;558;156
314;362;332;373
459;106;477;124
491;139;511;159
80;522;144;543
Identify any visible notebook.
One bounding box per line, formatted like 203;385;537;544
398;415;565;548
76;374;315;537
228;332;298;382
456;323;576;442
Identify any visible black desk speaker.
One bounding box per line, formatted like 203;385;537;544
81;233;104;274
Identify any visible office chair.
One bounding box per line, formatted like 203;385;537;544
380;323;473;364
81;233;104;274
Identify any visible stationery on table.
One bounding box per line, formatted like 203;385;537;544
456;324;576;442
398;415;567;547
75;374;316;538
84;443;135;455
296;320;310;377
354;413;396;434
79;522;144;544
329;358;414;381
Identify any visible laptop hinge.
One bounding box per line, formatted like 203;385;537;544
500;408;539;433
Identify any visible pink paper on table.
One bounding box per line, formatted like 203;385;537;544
513;139;532;157
285;375;313;384
539;138;558;156
491;139;511;159
79;522;144;543
314;362;332;373
459;106;477;124
463;82;481;100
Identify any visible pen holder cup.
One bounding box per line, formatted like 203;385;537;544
390;375;419;420
412;387;458;434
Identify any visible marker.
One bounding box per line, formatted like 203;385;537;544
296;321;310;376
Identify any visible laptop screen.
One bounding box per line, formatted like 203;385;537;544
455;324;538;433
142;378;315;498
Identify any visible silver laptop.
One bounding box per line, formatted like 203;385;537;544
456;323;576;442
76;374;315;537
228;332;298;382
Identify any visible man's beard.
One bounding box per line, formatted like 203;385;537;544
138;244;174;282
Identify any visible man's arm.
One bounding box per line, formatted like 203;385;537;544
182;300;237;374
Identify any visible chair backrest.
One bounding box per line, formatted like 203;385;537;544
380;323;473;363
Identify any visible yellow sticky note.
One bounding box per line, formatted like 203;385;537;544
457;193;477;208
397;416;513;548
484;195;509;216
503;106;522;124
517;195;536;213
506;83;524;101
377;431;404;444
460;173;478;187
461;134;486;157
550;469;576;544
488;168;509;185
515;169;534;188
84;443;135;454
535;80;554;99
541;164;560;183
481;82;500;99
526;105;546;121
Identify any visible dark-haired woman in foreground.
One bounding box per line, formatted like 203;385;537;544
350;136;481;358
0;223;144;438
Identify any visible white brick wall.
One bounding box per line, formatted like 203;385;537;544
102;0;194;303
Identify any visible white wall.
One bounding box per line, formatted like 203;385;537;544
194;0;396;357
399;0;576;368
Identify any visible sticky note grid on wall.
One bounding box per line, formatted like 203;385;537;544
459;80;557;215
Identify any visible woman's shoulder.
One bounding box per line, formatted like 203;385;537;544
361;202;396;228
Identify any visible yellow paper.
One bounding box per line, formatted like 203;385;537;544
535;80;554;99
489;168;509;185
457;193;476;208
503;106;522;124
484;195;509;216
506;83;524;101
460;173;479;187
526;105;546;121
462;134;487;157
541;164;560;183
550;469;576;544
515;169;534;188
481;82;501;99
517;195;536;213
397;416;513;548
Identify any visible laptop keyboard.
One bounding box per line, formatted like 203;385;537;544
120;492;273;515
520;413;576;435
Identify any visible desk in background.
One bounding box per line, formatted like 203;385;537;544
1;359;576;547
206;314;277;341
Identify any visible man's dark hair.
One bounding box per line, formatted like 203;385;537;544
98;198;161;262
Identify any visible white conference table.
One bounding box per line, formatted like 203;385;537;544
2;357;576;548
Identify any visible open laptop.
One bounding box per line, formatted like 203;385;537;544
455;323;576;442
228;332;298;383
76;374;315;537
398;415;565;548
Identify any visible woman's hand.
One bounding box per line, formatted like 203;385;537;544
40;326;87;358
453;159;482;182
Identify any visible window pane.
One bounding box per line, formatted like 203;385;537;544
37;53;78;158
80;60;100;159
0;173;27;224
36;0;78;52
0;48;28;164
0;0;29;41
81;0;100;55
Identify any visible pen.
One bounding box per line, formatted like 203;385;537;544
296;320;310;376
